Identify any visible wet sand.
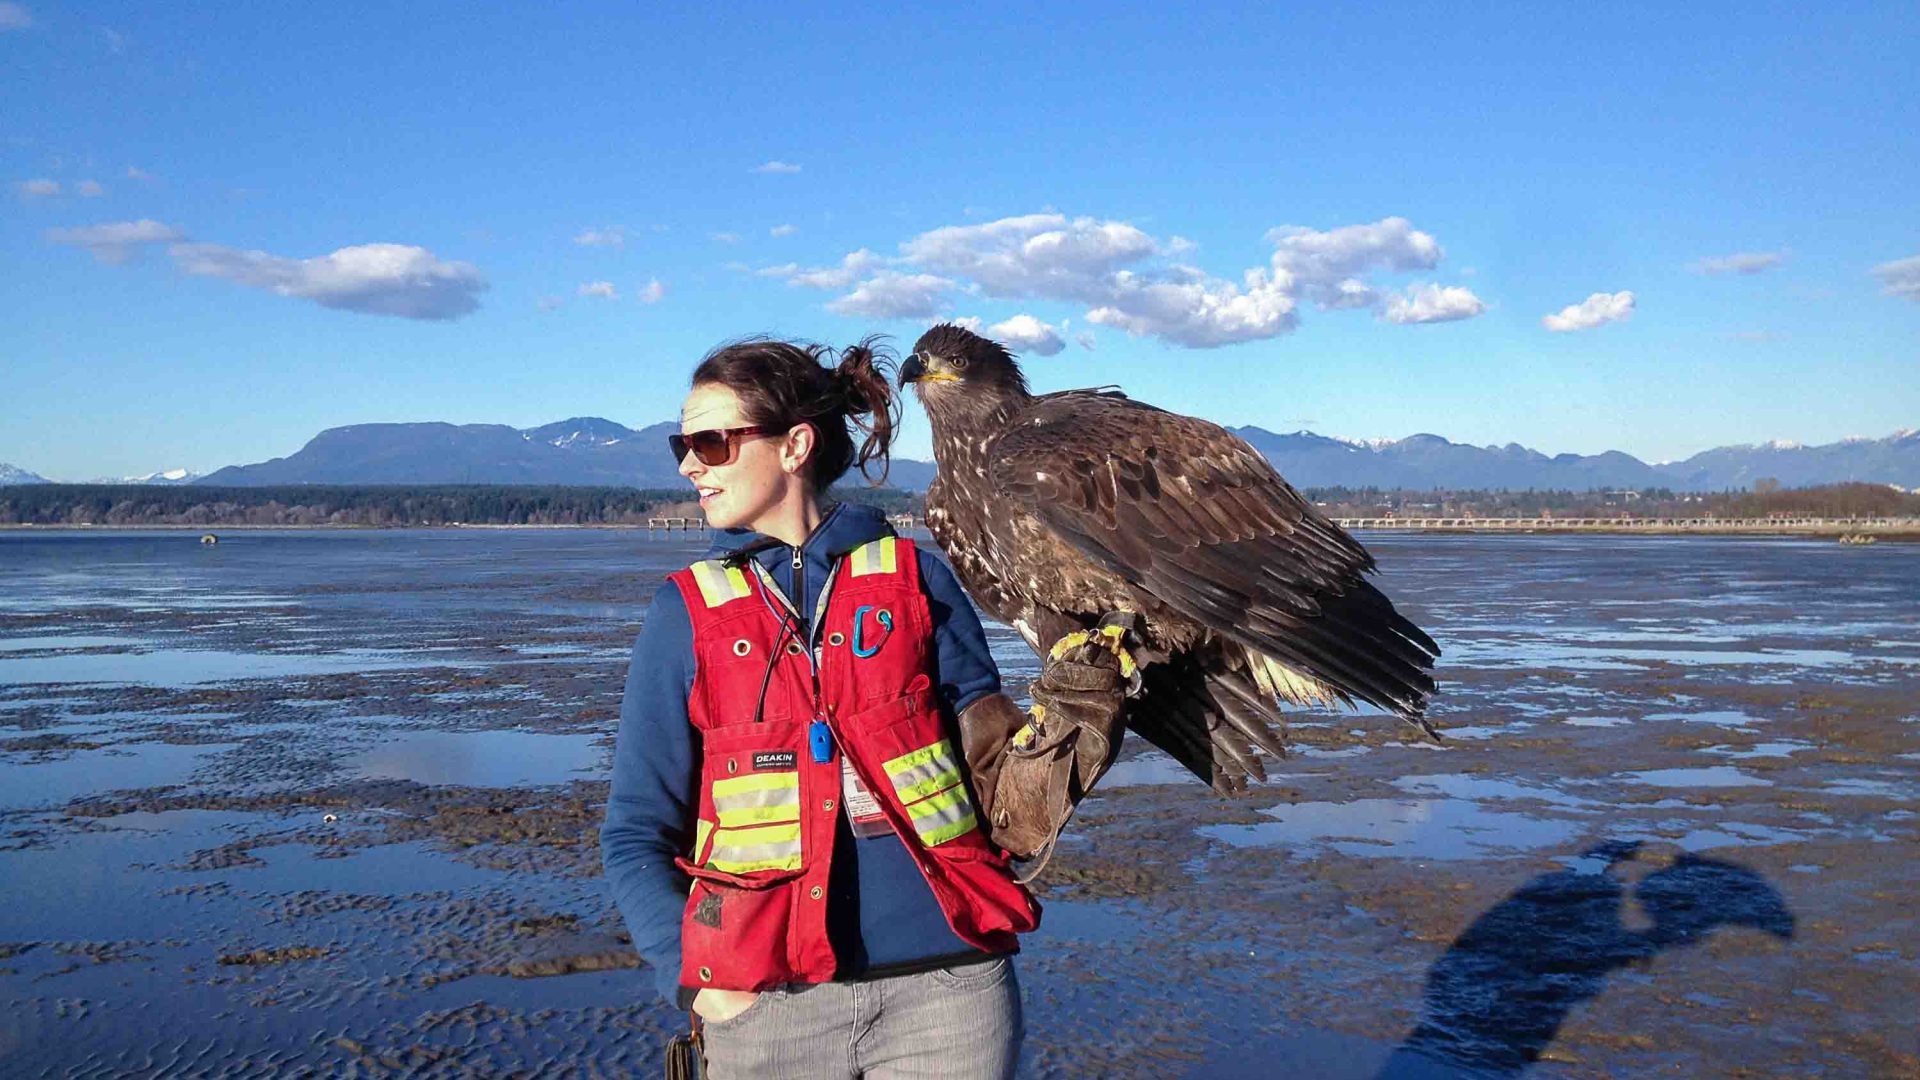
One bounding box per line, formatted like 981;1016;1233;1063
0;530;1915;1077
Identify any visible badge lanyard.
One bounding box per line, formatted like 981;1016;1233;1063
748;557;840;763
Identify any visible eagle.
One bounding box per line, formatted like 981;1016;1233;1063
900;323;1440;795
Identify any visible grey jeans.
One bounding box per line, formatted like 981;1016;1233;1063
700;957;1023;1080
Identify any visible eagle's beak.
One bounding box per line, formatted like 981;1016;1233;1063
899;353;927;386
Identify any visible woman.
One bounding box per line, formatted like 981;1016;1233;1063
600;337;1125;1079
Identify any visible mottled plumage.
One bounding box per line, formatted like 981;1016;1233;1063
902;323;1440;794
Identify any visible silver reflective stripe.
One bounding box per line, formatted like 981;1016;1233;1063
905;784;977;847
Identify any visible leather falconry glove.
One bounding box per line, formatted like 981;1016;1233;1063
958;614;1136;877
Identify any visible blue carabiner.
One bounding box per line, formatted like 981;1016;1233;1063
851;605;893;658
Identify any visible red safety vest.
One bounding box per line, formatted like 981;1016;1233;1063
668;536;1039;993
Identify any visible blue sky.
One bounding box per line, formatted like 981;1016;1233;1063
4;2;1916;480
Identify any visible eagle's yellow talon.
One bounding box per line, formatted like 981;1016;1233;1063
1049;625;1138;678
1048;630;1093;662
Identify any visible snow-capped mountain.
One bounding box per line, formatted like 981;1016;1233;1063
519;417;635;449
0;463;51;485
123;468;202;485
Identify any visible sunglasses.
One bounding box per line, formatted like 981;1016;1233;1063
669;425;783;467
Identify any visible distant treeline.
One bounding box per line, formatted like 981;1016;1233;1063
0;484;917;527
1304;482;1920;519
3;481;1912;528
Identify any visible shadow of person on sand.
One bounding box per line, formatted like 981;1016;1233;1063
1375;840;1795;1079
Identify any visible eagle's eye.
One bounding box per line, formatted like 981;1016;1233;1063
948;353;969;371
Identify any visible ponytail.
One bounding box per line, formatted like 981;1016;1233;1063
834;336;900;486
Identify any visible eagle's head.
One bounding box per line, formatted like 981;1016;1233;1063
900;323;1030;402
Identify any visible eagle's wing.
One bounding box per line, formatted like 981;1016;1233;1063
988;391;1439;721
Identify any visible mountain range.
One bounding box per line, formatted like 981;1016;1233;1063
5;421;1915;493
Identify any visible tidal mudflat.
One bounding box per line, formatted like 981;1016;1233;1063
1;530;1914;1077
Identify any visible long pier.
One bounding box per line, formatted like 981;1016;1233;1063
1331;516;1920;534
645;514;1917;537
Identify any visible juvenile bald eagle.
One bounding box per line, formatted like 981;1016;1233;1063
901;323;1440;794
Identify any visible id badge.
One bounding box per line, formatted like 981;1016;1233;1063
840;758;892;839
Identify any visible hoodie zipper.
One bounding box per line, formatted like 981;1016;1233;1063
791;547;806;636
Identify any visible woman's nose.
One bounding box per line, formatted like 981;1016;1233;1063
678;451;701;480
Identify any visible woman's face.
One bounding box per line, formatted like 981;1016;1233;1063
678;382;797;532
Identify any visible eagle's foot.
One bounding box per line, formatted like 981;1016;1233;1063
1047;613;1143;697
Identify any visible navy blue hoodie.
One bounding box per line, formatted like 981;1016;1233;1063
600;504;1005;1005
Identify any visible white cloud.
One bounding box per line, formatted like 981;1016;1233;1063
988;314;1067;356
1075;331;1096;351
870;212;1480;348
577;280;617;299
769;223;798;238
761;248;884;290
17;178;60;198
1871;255;1920;302
904;213;1156;302
638;278;666;304
125;166;152;181
1692;251;1785;275
950;316;984;333
47;218;185;263
573;226;626;249
1383;283;1487;324
758;211;1479;347
828;272;954;319
753;161;802;175
75;179;105;197
1542;291;1635;332
171;241;487;320
711;231;740;244
1267;217;1443;309
1087;267;1300;347
0;3;33;31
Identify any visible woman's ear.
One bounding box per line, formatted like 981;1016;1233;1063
781;422;817;475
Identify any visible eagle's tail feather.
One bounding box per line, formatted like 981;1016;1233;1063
1205;715;1267;786
1129;654;1256;795
1209;666;1293;760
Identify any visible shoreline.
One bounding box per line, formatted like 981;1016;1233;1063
4;521;1918;540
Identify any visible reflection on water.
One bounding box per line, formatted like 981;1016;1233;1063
346;730;604;788
1;741;240;811
1621;766;1773;788
1201;798;1582;860
0;646;480;687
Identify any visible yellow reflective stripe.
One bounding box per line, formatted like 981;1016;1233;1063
716;801;801;828
691;560;751;607
905;785;977;846
694;819;713;861
706;821;803;873
710;770;801;831
883;739;962;803
848;537;899;577
712;771;799;800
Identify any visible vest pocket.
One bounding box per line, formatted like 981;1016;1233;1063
676;860;804;992
843;681;981;851
696;723;806;874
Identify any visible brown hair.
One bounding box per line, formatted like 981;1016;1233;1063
690;336;900;489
